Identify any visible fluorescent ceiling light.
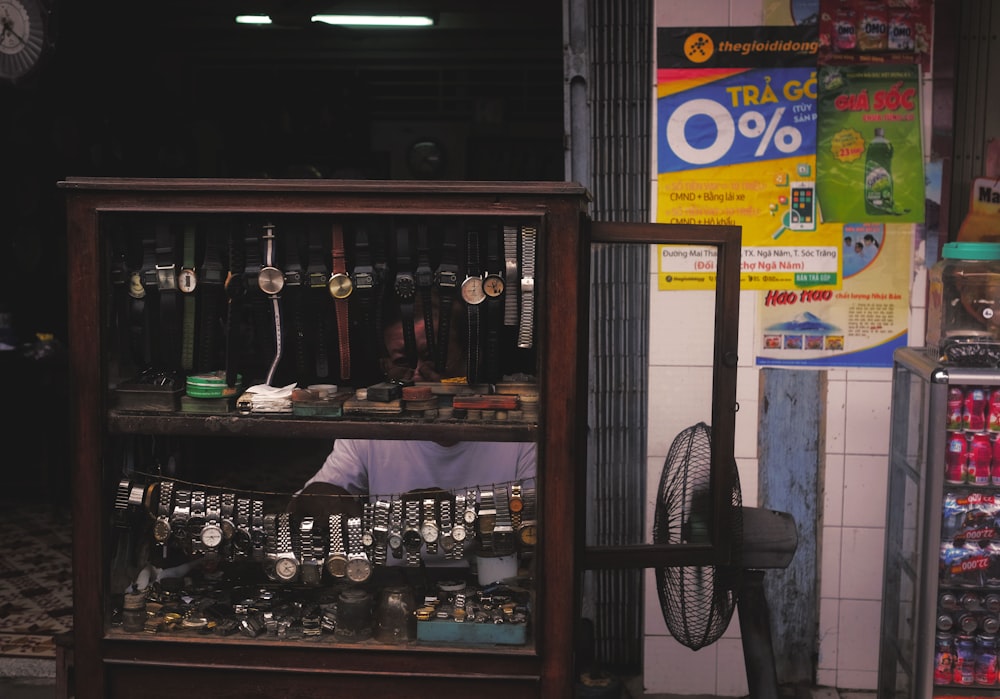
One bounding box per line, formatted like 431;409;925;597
311;14;434;27
235;14;272;24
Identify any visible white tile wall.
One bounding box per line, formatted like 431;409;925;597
646;1;935;694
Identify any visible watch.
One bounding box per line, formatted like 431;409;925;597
517;486;538;549
325;513;348;578
461;229;484;383
509;483;524;529
388;497;404;559
462;488;478;527
361;501;375;548
328;222;352;381
439;497;458;559
153;481;174;543
233;497;252;557
189;491;208;554
220;492;236;542
250;499;267;561
273;512;300;583
415;224;436;362
372;499;391;567
167;486;188;545
434;225;460;373
420;497;439;555
299;516;323;586
0;0;50;84
517;224;537;349
346;516;373;583
450;493;468;548
178;224;198;372
493;485;516;556
402;499;423;566
394;225;418;369
200;493;224;552
258;224;285;297
477;489;497;554
483;225;504;382
503;224;520;326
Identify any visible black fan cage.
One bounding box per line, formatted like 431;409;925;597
652;422;743;650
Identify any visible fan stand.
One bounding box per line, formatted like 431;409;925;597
737;506;799;699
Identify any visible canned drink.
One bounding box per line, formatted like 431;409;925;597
976;634;999;685
947;432;969;484
985;616;1000;635
986;594;1000;613
959;613;981;635
992;438;1000;486
939;613;956;632
936;632;955;685
957;635;978;684
942;591;961;611
964;592;985;611
971;433;994;486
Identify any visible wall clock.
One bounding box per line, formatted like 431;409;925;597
0;0;50;84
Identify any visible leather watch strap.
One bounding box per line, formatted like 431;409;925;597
394;225;417;369
130;232;157;368
434;224;460;375
305;226;331;381
282;228;308;383
179;224;198;372
483;225;503;383
155;222;180;369
463;228;483;384
415;224;436;362
196;228;226;373
517;224;537;349
329;222;352;381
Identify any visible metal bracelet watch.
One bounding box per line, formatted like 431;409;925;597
346;516;373;583
372;499;391;567
477;489;497;554
299;516;323;586
421;497;439;555
273;512;300;583
233;497;252;557
439;497;458;559
493;484;516;556
388;497;404;559
450;492;469;556
250;499;267;561
189;490;207;553
517;224;536;349
220;492;236;542
402;499;423;566
503;224;519;327
153;480;175;543
325;513;348;578
517;487;538;548
200;493;224;553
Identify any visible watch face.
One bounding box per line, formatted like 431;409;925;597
128;272;146;299
463;508;477;525
439;534;455;552
518;524;538;547
509;496;524;514
328;272;354;299
420;523;439;544
478;513;497;534
407;138;447;179
403;529;422;551
326;554;348;578
258;266;285;295
346;557;372;583
274;556;300;582
361;531;374;548
483;273;505;297
461;276;486;304
178;268;197;293
450;523;467;542
395;274;416;299
388;533;403;550
221;520;235;540
200;524;224;549
153;517;172;543
233;529;252;553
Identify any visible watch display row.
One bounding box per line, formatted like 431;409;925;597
120;479;538;586
106;214;541;390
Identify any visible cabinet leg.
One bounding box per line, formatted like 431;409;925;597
738;569;779;699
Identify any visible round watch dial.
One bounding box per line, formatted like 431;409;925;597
346;557;372;583
402;529;422;551
420;523;439;543
478;514;496;534
388;533;403;549
221;520;235;540
509;496;524;513
461;276;486;304
483;273;505;298
153;517;172;543
200;524;223;549
274;556;300;582
326;554;348;578
439;534;455;552
395;274;416;299
518;524;538;547
451;523;467;542
361;531;374;548
328;272;354;299
463;508;477;525
258;266;285;295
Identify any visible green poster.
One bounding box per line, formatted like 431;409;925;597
816;64;924;224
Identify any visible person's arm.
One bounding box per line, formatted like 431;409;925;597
289;439;370;518
287;482;362;520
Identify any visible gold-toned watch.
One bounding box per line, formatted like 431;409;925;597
153;481;174;543
325;513;348;578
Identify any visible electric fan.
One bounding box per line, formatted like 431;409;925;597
653;421;743;650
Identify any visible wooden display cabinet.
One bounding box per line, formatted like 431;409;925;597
62;178;742;699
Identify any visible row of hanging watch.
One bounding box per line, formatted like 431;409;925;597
116;478;538;585
107;214;540;389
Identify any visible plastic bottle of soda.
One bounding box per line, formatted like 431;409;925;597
975;634;999;685
864;127;894;214
936;632;955;685
947;432;969;484
967;388;989;432
990;389;1000;432
949;386;966;430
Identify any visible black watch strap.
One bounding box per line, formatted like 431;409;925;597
155;222;180;369
465;228;481;384
196;227;226;373
484;225;503;383
415;223;436;363
394;225;417;370
305;225;331;381
434;224;460;375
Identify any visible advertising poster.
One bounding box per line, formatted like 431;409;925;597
656;26;841;291
815;63;924;223
755;222;911;367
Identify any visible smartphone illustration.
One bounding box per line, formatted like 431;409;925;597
788;181;816;231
